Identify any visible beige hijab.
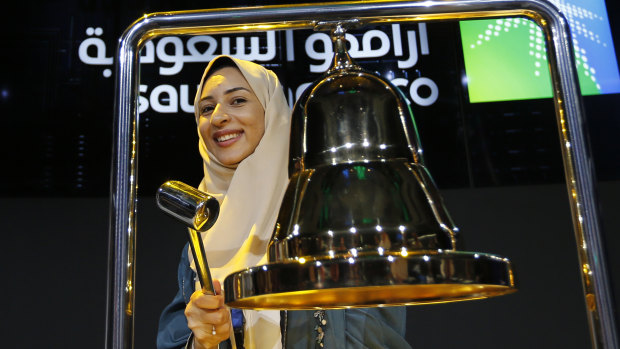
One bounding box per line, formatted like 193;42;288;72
191;55;290;349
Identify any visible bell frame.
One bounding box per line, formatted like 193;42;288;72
106;1;618;348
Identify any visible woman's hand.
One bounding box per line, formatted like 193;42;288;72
185;280;231;349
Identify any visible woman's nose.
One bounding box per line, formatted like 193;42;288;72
211;105;230;126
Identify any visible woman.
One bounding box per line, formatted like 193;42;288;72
157;55;410;349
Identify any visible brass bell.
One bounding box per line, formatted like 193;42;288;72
224;24;516;309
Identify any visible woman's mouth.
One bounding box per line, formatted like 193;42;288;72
214;131;243;145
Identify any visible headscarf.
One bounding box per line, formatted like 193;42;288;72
190;55;291;349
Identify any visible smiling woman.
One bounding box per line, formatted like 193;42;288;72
156;55;409;349
197;65;266;166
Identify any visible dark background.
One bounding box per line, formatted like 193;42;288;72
1;0;619;348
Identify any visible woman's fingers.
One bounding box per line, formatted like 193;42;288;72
212;279;222;295
186;304;230;326
187;306;231;348
185;286;231;348
192;319;231;349
186;307;230;331
190;290;224;310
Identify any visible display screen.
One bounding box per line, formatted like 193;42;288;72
460;0;620;103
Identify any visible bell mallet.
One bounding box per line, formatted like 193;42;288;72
156;180;220;297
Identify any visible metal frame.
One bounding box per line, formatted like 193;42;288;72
106;1;618;348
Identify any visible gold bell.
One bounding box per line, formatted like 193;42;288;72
224;24;516;309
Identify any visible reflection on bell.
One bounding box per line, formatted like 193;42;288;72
223;24;516;309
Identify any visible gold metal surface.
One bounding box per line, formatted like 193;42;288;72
228;284;515;310
130;2;535;51
225;251;516;310
188;228;215;294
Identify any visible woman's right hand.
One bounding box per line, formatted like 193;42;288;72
185;280;231;349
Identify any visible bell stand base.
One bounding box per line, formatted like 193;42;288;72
224;251;516;310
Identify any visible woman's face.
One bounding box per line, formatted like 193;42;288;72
197;66;265;166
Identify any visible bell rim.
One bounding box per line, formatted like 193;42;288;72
223;251;516;310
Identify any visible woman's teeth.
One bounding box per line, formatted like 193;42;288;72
217;133;241;142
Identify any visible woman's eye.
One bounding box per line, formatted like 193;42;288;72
231;97;247;105
201;105;214;114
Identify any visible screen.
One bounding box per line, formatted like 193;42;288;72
460;0;620;103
